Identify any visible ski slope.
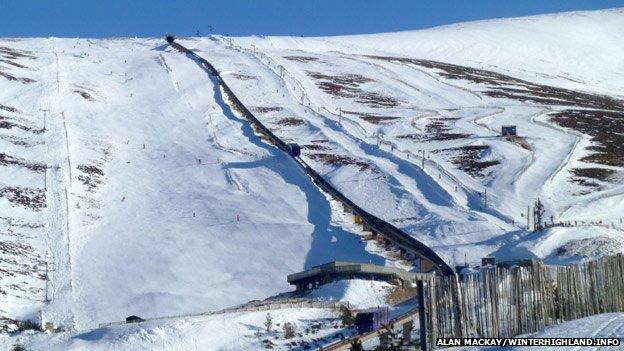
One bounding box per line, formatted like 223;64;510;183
1;307;347;350
0;37;391;330
182;7;624;267
451;313;624;351
2;310;622;350
0;6;623;348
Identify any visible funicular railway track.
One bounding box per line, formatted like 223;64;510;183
167;36;453;348
166;37;454;276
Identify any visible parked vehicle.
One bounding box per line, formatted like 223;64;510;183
354;307;389;333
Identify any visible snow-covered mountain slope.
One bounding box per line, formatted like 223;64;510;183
1;281;415;351
1;7;623;345
1;307;349;351
181;7;624;267
269;8;624;95
451;313;624;351
0;38;390;330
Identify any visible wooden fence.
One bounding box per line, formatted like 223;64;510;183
423;253;624;348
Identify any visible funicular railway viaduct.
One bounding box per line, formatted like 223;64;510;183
166;35;454;276
166;35;454;349
287;261;429;292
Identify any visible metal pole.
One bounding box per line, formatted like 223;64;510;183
484;189;487;208
527;206;530;230
44;261;49;303
39;108;49;131
417;280;428;351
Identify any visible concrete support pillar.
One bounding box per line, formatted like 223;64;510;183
363;222;371;232
342;203;350;213
384;239;391;250
402;320;414;342
354;214;362;224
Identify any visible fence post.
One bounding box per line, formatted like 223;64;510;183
451;274;464;338
418;279;428;351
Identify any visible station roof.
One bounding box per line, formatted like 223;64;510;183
287;261;429;284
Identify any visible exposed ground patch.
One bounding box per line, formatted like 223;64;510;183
252;106;283;113
0;46;37;61
284;56;320;63
569;168;617;194
274;117;305;127
0;104;20;114
2;135;40;149
0;153;45;173
435;145;500;177
231;73;256;80
0;71;35;84
305;153;371;171
73;89;94;101
76;164;104;192
369;55;624;110
504;135;532;151
550;109;624;185
424;117;471;141
398;117;470;142
0;226;45;331
0;185;46;211
550;109;624;167
385;284;417;305
306;71;399;108
371;55;624;185
342;110;400;125
0;59;27;69
0;116;42;134
301;143;331;151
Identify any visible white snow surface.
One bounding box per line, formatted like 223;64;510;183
0;308;350;351
305;279;392;309
183;6;624;269
451;313;624;350
0;7;623;348
2;311;623;351
0;38;385;330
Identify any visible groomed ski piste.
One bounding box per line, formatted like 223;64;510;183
1;7;624;350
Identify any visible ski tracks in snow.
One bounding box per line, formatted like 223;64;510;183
158;53;180;92
43;38;76;330
570;314;624;351
230;42;511;236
